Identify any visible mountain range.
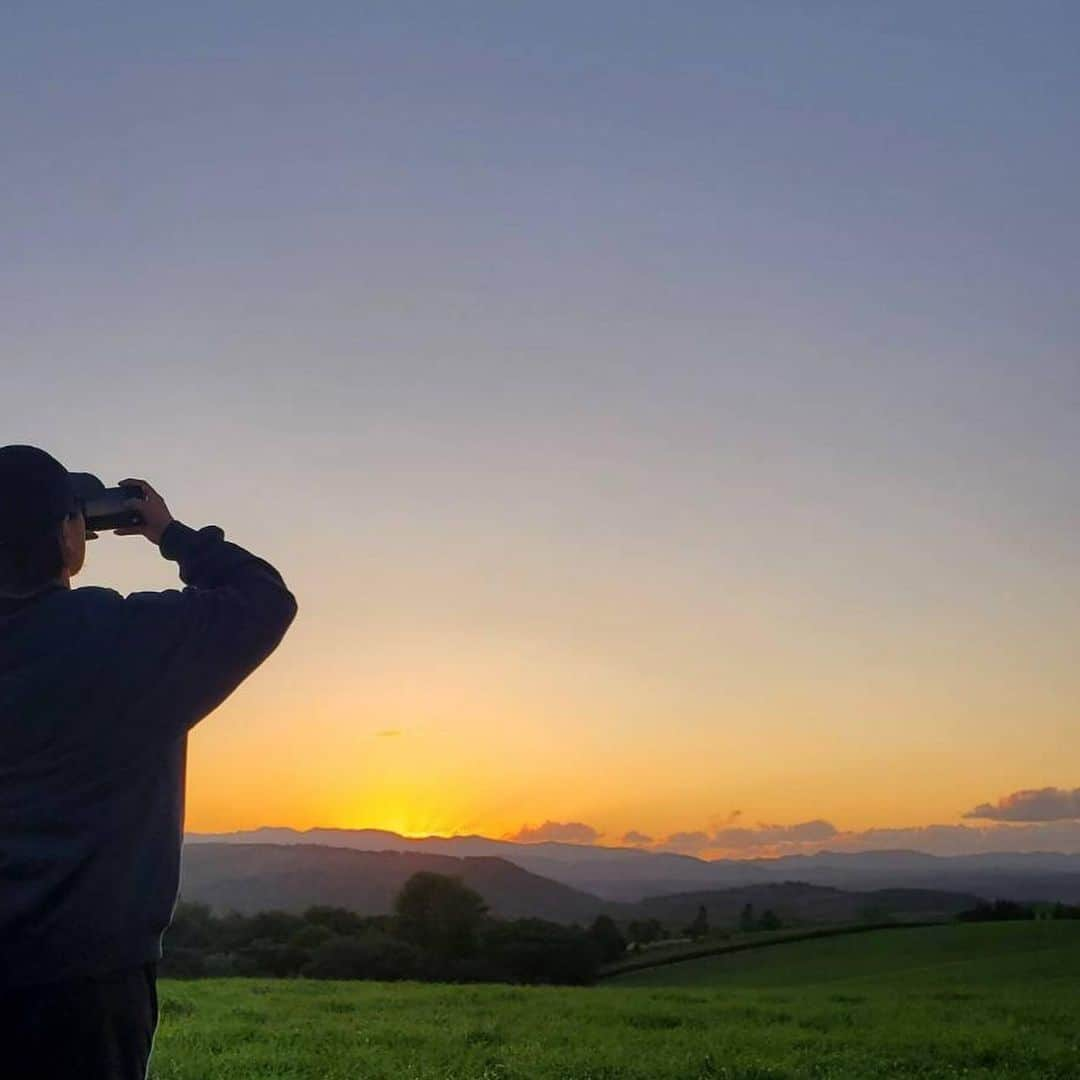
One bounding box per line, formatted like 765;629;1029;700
186;827;1080;903
179;843;982;926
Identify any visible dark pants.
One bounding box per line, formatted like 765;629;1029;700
1;963;158;1080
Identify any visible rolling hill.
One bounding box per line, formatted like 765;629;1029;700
623;882;981;927
608;919;1080;988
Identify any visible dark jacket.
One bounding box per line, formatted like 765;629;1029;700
0;522;297;988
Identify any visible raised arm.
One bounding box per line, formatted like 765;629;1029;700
111;480;298;745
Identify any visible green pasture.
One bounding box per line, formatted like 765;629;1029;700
150;921;1080;1079
610;919;1075;987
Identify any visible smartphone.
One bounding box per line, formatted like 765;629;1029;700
80;482;145;533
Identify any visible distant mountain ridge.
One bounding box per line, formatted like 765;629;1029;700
622;884;981;926
180;844;604;922
179;843;983;925
185;827;1080;903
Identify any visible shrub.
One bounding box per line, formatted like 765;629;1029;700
483;918;599;985
302;933;422;980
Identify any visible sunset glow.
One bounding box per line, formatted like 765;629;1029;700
6;3;1079;860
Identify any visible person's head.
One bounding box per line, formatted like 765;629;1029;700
0;446;88;598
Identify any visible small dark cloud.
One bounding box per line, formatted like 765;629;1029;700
621;830;653;846
505;821;601;845
963;787;1080;822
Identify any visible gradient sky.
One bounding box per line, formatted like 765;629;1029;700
4;2;1079;855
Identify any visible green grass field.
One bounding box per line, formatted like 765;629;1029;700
150;922;1080;1079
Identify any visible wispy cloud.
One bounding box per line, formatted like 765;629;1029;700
657;820;838;855
712;819;839;848
500;788;1080;858
963;787;1080;822
504;821;602;845
645;819;1080;858
373;729;402;737
824;821;1080;856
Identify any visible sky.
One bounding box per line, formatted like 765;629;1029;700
3;2;1080;857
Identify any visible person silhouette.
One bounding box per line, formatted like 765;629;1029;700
0;445;297;1079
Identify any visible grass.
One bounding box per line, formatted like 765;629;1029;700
600;920;943;978
609;919;1073;987
149;921;1080;1079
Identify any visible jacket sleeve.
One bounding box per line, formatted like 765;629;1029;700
114;521;298;744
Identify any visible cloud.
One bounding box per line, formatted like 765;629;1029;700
711;819;839;849
500;788;1080;859
963;787;1080;822
826;821;1080;856
657;820;839;855
504;821;601;845
373;729;401;737
650;819;1080;858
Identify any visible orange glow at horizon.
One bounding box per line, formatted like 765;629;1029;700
178;587;1080;847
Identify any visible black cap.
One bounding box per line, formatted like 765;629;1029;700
0;446;103;546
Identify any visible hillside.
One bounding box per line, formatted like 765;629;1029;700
624;882;980;927
179;843;604;922
610;919;1080;989
152;921;1080;1079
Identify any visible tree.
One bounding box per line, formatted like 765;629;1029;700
957;900;1034;923
164;902;218;950
739;903;756;932
233;940;308;977
288;923;333;952
484;919;599;985
302;933;422;980
685;905;708;941
758;909;782;932
588;915;627;963
394;872;489;971
627;918;665;946
302;906;371;937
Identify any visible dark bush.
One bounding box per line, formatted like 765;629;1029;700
158;945;208;978
588;914;627;962
302;933;422;980
483;918;599;985
957;900;1035;923
626;917;665;945
234;940;310;977
302;906;382;937
165;902;218;951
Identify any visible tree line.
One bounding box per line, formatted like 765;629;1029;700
956;899;1080;922
162;872;792;984
164;871;619;985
